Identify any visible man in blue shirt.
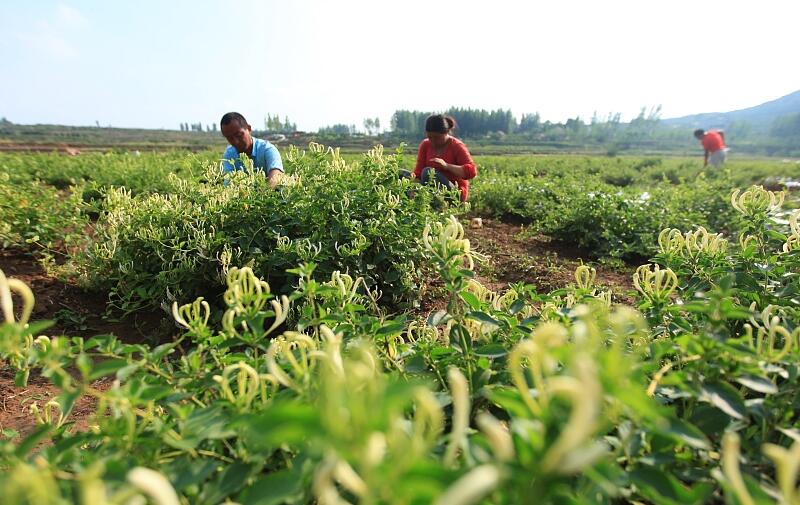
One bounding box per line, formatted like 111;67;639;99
220;112;283;188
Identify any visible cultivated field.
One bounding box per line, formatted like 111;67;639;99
1;146;799;504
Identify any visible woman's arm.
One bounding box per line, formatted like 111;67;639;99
412;141;428;179
438;141;476;179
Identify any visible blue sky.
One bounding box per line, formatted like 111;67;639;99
2;0;799;131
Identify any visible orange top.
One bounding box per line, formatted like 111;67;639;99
413;137;477;201
701;131;725;152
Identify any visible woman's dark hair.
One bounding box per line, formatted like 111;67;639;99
425;114;457;134
693;128;705;138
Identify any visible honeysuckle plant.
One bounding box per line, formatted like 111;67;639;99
1;181;800;504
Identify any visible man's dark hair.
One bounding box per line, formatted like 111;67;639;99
693;128;705;138
221;112;248;128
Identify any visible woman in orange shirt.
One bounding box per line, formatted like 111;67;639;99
410;114;477;202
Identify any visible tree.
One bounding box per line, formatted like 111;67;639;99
363;117;381;136
518;113;541;133
318;124;354;136
771;112;800;139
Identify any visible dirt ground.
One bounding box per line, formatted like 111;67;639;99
0;220;636;438
419;217;635;313
0;249;170;437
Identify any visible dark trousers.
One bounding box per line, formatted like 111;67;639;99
399;167;457;190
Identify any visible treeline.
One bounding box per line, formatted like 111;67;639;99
771;111;800;140
386;106;669;141
390;108;515;137
178;113;297;134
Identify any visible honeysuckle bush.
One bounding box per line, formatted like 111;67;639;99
469;156;797;259
634;186;800;504
0;216;666;505
1;186;800;504
0;171;90;254
0;151;205;195
75;144;448;313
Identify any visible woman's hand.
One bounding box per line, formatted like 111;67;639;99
428;158;448;170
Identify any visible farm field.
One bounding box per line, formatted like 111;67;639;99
1;146;800;504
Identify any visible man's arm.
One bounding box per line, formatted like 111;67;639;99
266;168;283;189
703;150;709;167
221;146;238;174
263;143;284;188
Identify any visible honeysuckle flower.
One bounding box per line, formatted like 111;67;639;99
171;297;210;332
265;332;318;391
721;433;755;505
790;209;800;236
575;265;596;290
540;356;602;474
413;388;444;450
423;216;486;270
762;439;800;504
364;432;388;467
683;227;728;258
633;264;678;302
731;186;785;216
212;361;261;409
658;228;684;256
223;266;271;313
434;465;502;505
126;468;180;505
443;367;470;467
0;269;35;326
476;412;514;462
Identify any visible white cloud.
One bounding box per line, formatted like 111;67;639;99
17;22;78;60
56;3;88;29
16;3;88;61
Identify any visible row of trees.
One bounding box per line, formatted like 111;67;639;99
179;122;216;132
390;108;516;137
179;114;297;134
264;114;296;133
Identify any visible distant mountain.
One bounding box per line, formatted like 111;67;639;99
661;90;800;130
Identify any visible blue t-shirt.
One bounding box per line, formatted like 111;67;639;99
222;138;284;174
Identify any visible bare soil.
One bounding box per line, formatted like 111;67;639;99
0;249;171;437
418;217;635;314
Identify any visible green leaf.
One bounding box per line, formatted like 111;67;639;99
14;368;29;387
199;462;256;505
700;382;746;420
88;359;130;380
116;363;141;381
184;405;236;441
459;291;482;311
56;390;81;420
735;375;778;395
15;424;51;457
474;343;508;358
236;402;320;450
376;322;406;336
630;466;713;505
169;458;219;492
239;469;305;505
657;418;711;450
468;311;500;329
428;310;451;327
